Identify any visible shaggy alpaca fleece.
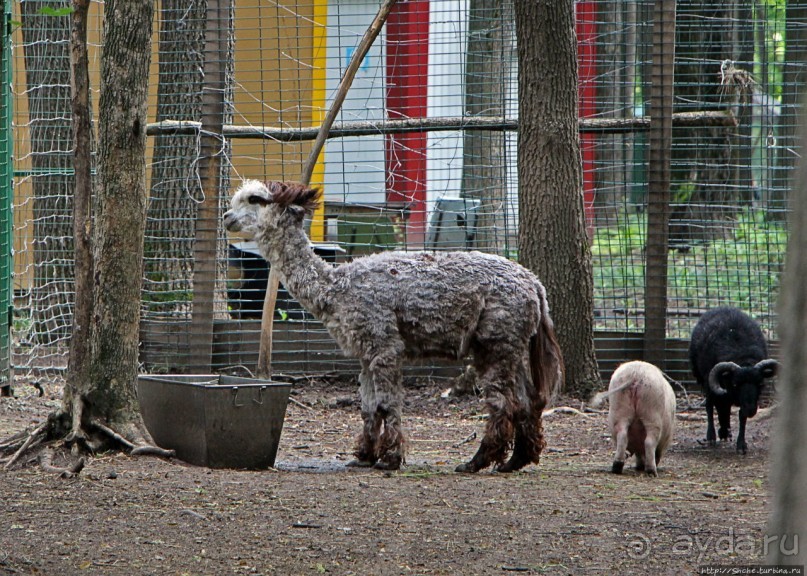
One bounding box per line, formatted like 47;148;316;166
223;180;564;472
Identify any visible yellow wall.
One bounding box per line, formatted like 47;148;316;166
12;1;321;288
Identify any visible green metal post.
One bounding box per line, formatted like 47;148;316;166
0;0;12;395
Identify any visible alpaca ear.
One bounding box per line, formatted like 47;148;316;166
286;204;307;222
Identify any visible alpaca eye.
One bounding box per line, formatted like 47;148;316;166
248;195;269;206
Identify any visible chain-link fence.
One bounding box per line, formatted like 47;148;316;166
8;0;801;385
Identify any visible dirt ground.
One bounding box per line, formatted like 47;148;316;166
0;376;780;575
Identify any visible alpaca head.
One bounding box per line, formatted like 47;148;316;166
223;180;321;238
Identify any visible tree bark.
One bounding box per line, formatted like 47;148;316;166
143;0;206;316
513;0;599;397
670;0;746;244
767;103;807;567
79;0;155;440
62;0;93;430
461;0;514;254
771;3;807;219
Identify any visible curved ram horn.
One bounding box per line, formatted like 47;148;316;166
754;358;779;379
708;361;740;396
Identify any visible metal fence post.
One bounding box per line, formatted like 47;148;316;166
0;0;12;395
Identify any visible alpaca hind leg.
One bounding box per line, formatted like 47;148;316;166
456;368;516;473
499;364;546;473
498;412;545;473
348;362;381;467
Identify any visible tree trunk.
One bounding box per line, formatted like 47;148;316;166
20;1;74;344
74;0;155;442
513;0;599;397
61;0;94;431
767;107;807;567
771;3;807;220
593;0;627;223
670;0;743;245
461;0;514;254
143;0;205;317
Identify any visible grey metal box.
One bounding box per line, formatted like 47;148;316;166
137;374;291;469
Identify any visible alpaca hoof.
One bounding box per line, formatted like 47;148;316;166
373;456;402;471
455;461;480;474
346;459;376;468
497;454;530;474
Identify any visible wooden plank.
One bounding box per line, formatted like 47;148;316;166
142;318;779;390
188;0;229;372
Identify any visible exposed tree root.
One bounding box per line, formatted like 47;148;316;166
0;430;29;452
39;448;85;478
3;422;48;470
1;408;175;476
92;420;175;458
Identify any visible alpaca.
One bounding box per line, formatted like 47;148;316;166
223;180;565;472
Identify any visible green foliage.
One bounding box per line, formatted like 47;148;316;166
37;6;75;17
592;209;786;334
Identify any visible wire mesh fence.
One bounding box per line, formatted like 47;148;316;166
7;0;800;385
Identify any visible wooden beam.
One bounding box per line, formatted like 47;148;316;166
146;110;736;140
643;0;677;370
189;0;229;373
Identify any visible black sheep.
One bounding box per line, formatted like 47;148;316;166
688;306;778;454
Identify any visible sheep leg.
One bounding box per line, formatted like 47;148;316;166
456;382;515;473
611;421;629;474
716;403;732;442
736;412;748;455
705;396;717;446
348;362;380;467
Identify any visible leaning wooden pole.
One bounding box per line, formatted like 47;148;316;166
190;0;229;373
643;0;676;369
256;0;399;379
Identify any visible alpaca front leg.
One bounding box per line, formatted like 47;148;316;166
374;403;405;470
348;362;381;467
368;352;406;471
348;410;382;467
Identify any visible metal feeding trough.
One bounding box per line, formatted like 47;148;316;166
137;374;291;469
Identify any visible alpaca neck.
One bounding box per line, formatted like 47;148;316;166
259;224;333;318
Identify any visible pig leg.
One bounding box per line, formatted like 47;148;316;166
611;421;629;474
642;428;660;477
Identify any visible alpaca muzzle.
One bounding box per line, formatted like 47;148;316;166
223;211;241;232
